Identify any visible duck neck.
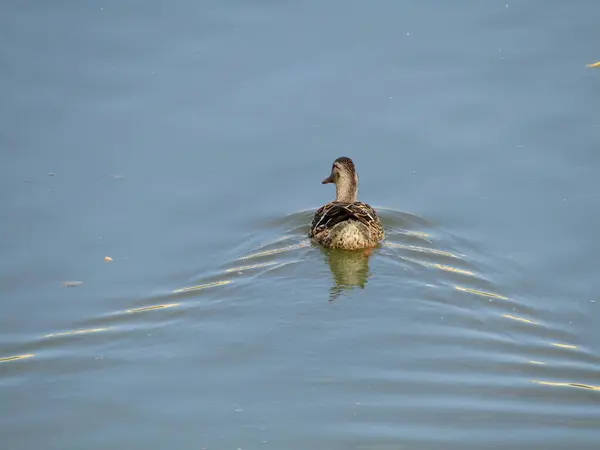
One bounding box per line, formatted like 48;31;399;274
335;176;358;203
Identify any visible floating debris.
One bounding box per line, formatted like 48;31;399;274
104;256;113;262
587;61;600;68
62;281;83;288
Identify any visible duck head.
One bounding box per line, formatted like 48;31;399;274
322;156;359;203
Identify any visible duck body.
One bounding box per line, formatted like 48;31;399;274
309;157;384;250
310;201;384;250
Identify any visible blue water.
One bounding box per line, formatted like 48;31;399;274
2;1;600;449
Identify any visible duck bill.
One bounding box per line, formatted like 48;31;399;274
322;174;334;184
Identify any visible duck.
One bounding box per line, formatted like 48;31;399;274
309;157;384;250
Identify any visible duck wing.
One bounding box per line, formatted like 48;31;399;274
310;202;379;236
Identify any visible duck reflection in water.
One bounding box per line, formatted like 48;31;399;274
322;247;374;301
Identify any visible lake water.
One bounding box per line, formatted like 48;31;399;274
2;1;600;449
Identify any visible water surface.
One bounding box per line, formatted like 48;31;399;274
2;1;600;449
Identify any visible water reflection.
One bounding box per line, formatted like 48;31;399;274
322;247;372;300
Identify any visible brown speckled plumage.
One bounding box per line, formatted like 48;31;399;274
309;157;384;250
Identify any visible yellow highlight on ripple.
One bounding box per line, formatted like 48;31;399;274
239;242;310;260
551;343;578;350
126;303;180;313
45;327;109;338
384;242;458;259
400;256;475;277
502;314;538;325
435;264;474;277
173;279;232;294
0;354;34;363
225;262;278;273
534;380;600;391
455;286;508;300
401;230;433;243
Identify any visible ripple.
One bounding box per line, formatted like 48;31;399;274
0;354;34;364
533;380;600;391
455;286;509;300
124;303;180;314
238;241;310;260
2;205;599;445
173;279;232;294
44;328;109;338
502;314;538;325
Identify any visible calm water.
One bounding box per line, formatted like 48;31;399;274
2;1;600;449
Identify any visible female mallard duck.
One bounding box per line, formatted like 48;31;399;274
309;157;384;250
